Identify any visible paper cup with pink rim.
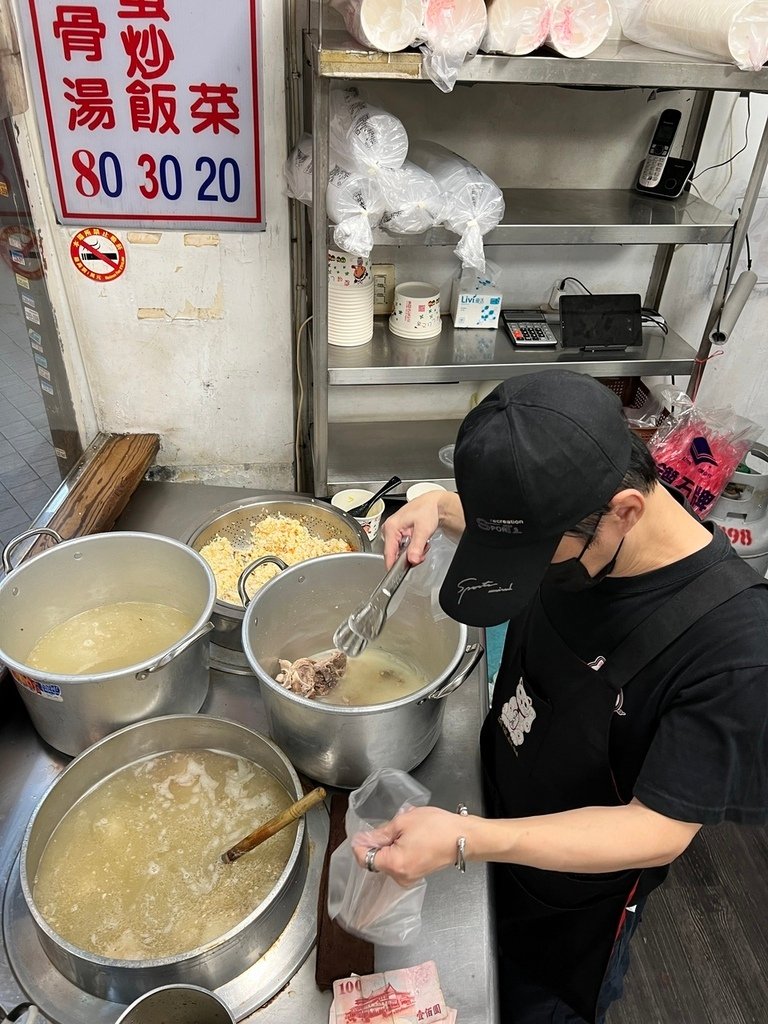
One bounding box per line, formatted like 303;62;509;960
331;488;386;541
389;281;442;339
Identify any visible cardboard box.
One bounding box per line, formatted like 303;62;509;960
450;275;502;329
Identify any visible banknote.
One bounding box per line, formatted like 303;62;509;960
332;960;450;1024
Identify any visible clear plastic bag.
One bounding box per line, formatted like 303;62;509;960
284;135;385;258
482;0;551;55
327;768;431;945
330;0;425;52
400;529;458;622
379;160;444;236
409;141;506;271
546;0;614;58
614;0;768;71
420;0;488;92
330;87;409;179
648;387;761;518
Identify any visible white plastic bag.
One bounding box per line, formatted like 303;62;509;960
284;135;385;258
482;0;551;55
420;0;488;92
330;87;409;179
327;768;431;945
546;0;614;58
409;141;505;271
400;529;458;621
379;160;444;235
614;0;768;70
330;0;425;51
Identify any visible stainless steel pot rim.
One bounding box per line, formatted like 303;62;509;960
242;552;468;716
20;714;308;970
0;532;217;684
184;494;370;617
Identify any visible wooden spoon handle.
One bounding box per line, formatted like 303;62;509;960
221;787;326;864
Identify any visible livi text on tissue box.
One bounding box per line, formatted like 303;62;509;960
450;275;502;329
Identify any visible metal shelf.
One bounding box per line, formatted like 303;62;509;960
309;31;768;93
327;315;697;384
327;419;460;493
361;189;735;247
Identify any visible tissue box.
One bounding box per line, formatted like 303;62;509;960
450;275;502;329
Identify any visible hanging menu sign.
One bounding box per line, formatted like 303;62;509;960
21;0;264;230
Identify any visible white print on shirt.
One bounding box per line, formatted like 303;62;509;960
498;678;537;752
588;655;626;716
588;655;606;671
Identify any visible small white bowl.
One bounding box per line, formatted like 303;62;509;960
406;482;447;503
331;488;386;540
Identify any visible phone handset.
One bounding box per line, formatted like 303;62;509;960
638;109;683;190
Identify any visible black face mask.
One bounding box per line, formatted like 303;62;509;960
543;531;624;592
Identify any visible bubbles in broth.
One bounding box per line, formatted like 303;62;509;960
313;647;428;706
26;601;196;674
32;749;298;959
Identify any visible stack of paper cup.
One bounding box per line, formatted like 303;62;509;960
328;249;374;347
483;0;551;55
547;0;613;58
331;0;424;52
389;281;442;340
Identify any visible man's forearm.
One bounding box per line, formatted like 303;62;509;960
437;492;466;541
468;799;702;873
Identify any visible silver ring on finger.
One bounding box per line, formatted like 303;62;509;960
365;847;380;873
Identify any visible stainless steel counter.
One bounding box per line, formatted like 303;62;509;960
0;481;498;1023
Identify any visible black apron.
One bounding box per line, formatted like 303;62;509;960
481;557;766;1023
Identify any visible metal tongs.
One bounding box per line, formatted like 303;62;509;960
333;539;413;657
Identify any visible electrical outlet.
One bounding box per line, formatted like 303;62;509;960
372;263;395;315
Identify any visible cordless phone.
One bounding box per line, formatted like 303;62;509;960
638;109;683;190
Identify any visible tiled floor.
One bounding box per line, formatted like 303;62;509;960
0;266;61;549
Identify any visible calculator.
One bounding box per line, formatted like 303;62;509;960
501;309;558;347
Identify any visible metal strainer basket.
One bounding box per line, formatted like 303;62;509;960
185;494;370;656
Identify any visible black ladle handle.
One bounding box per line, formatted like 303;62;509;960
347;476;401;518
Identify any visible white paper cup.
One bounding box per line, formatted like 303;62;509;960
328;249;372;288
331;488;386;540
406;481;447;502
483;0;551;55
338;0;424;51
547;0;613;59
389;281;442;338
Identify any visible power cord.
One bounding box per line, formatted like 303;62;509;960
558;276;592;294
641;308;669;335
693;94;752;181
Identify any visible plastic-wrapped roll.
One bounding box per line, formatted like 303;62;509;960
483;0;551;54
329;87;409;178
420;0;488;92
284;135;385;258
546;0;613;58
408;141;505;270
614;0;768;70
327;165;386;259
329;0;425;52
379;161;444;235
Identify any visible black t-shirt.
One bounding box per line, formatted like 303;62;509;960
529;514;768;826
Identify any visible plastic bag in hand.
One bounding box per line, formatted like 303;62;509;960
330;86;409;179
409;141;505;271
327;768;431;945
648;388;761;519
380;160;444;236
614;0;768;71
420;0;488;92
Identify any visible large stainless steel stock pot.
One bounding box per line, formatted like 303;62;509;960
20;715;308;1003
0;530;216;755
241;552;482;788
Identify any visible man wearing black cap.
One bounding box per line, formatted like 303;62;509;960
368;370;768;1024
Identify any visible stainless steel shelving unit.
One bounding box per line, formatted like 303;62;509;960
303;5;768;496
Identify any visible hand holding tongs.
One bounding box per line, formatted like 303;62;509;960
333;539;413;658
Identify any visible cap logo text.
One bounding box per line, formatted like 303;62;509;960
476;518;523;534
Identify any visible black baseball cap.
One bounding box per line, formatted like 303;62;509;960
439;371;632;626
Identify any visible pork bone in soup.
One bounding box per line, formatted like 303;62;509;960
26;601;196;674
32;749;298;959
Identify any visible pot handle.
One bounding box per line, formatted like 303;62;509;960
2;528;63;574
238;555;289;607
420;642;484;704
136;621;215;680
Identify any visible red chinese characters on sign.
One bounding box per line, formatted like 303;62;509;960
24;0;263;226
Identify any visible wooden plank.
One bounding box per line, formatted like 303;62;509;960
23;433;159;559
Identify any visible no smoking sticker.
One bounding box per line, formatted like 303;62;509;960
70;228;126;282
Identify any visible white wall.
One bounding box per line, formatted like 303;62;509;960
10;0;295;487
